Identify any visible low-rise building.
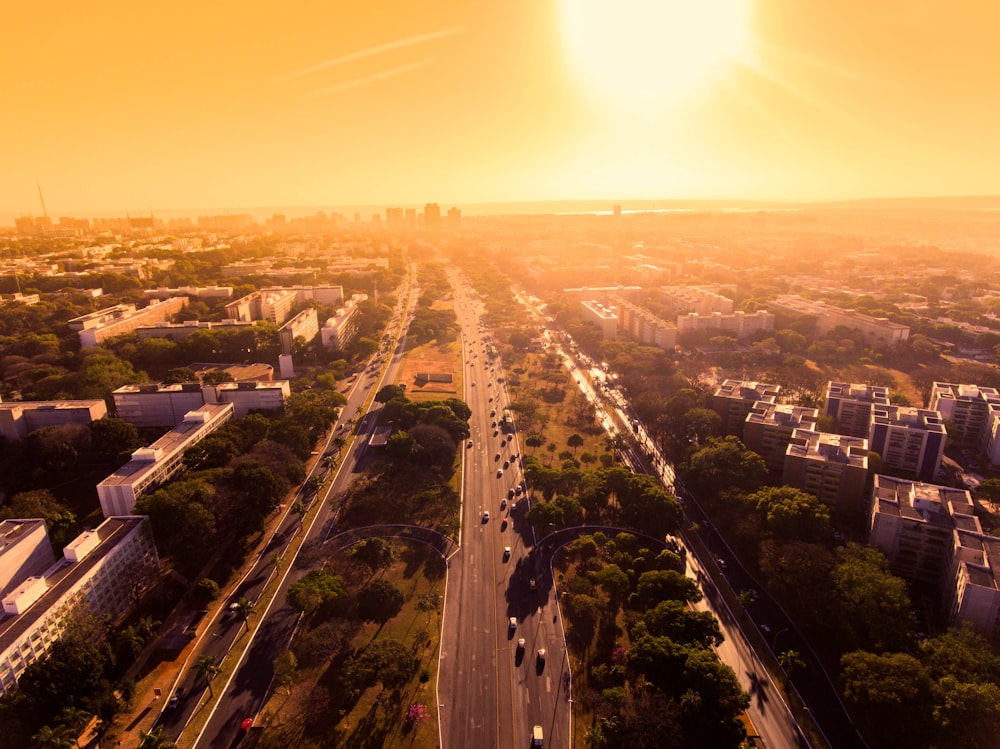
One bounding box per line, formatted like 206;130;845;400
742;402;819;470
70;298;189;347
676;309;775;340
0;400;107;442
113;383;208;429
712;379;781;438
869;406;947;481
135;319;255;341
97;404;234;516
0;516;159;694
771;295;910;347
659;285;734;315
823;381;890;438
214;381;290;418
783;429;869;519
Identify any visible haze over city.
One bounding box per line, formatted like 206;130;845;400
4;0;1000;219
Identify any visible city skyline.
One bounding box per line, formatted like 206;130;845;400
4;1;999;217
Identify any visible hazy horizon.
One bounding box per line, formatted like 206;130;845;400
4;1;999;216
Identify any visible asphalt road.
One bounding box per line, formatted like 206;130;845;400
438;278;571;749
185;268;420;748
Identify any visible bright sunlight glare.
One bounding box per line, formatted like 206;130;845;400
560;0;752;105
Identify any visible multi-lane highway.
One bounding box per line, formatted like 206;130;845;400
178;268;420;747
438;277;571;749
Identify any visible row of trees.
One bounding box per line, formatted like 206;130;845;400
559;532;748;749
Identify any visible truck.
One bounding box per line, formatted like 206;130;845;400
532;725;544;747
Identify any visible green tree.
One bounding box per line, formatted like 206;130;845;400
194;656;221;698
635;570;702;608
749;486;832;545
138;725;178;748
833;544;914;652
350;538;396;575
234;597;255;632
356;579;405;623
567;432;585;455
88;417;140;463
842;650;936;748
273;651;298;695
288;570;346;615
345;638;417;690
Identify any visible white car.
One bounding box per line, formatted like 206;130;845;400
482;511;490;523
509;617;517;631
503;546;511;560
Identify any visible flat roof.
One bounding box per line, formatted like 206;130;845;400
0;517;146;654
98;403;232;487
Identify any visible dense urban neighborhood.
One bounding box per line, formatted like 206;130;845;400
0;203;999;748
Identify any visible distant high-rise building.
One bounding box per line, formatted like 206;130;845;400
823;381;890;438
423;203;441;229
712;379;781;438
447;207;461;227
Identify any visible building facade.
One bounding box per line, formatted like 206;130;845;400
712;379;782;438
97;403;234;516
869;406;947;481
742;402;819;470
0;400;107;442
823;381;891;438
783;429;869;519
0;516;159;694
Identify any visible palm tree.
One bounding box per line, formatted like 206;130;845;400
56;706;91;748
31;725;75;749
138;726;178;749
235;597;255;632
195;655;222;697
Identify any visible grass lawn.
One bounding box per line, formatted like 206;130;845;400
395;338;464;402
256;541;446;749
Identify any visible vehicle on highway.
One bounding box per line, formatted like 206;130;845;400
500;498;507;510
509;616;517;631
532;724;544;747
529;577;537;590
495;452;501;461
496;468;503;478
168;687;183;709
516;637;525;653
241;717;253;732
482;511;490;523
472;381;476;386
503;546;511;560
467;440;473;448
761;623;772;636
503;460;510;469
507;488;515;499
537;648;546;662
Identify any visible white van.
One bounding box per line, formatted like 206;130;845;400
532;725;544;747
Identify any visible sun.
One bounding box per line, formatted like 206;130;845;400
559;0;752;105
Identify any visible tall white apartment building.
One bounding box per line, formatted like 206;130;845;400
712;380;781;438
0;516;159;694
869;406;947;481
321;294;368;349
930;382;1000;449
616;299;677;350
742;402;819;470
823;382;890;438
0;400;107;442
783;429;869;519
580;300;619;339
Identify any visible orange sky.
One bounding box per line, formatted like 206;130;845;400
3;0;999;216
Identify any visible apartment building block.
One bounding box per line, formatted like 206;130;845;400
0;516;159;694
616;299;678;350
742;402;819;470
135;319;256;341
823;381;891;438
580;300;619;339
783;429;869;518
0;521;55;599
0;400;107;442
712;379;781;438
113;380;289;427
770;295;910;347
321;294;368;350
278;308;320;355
676;309;775;340
97;403;234;516
868;476;974;585
869;406;947;481
930;382;1000;449
70;298;189;347
659;285;734;315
